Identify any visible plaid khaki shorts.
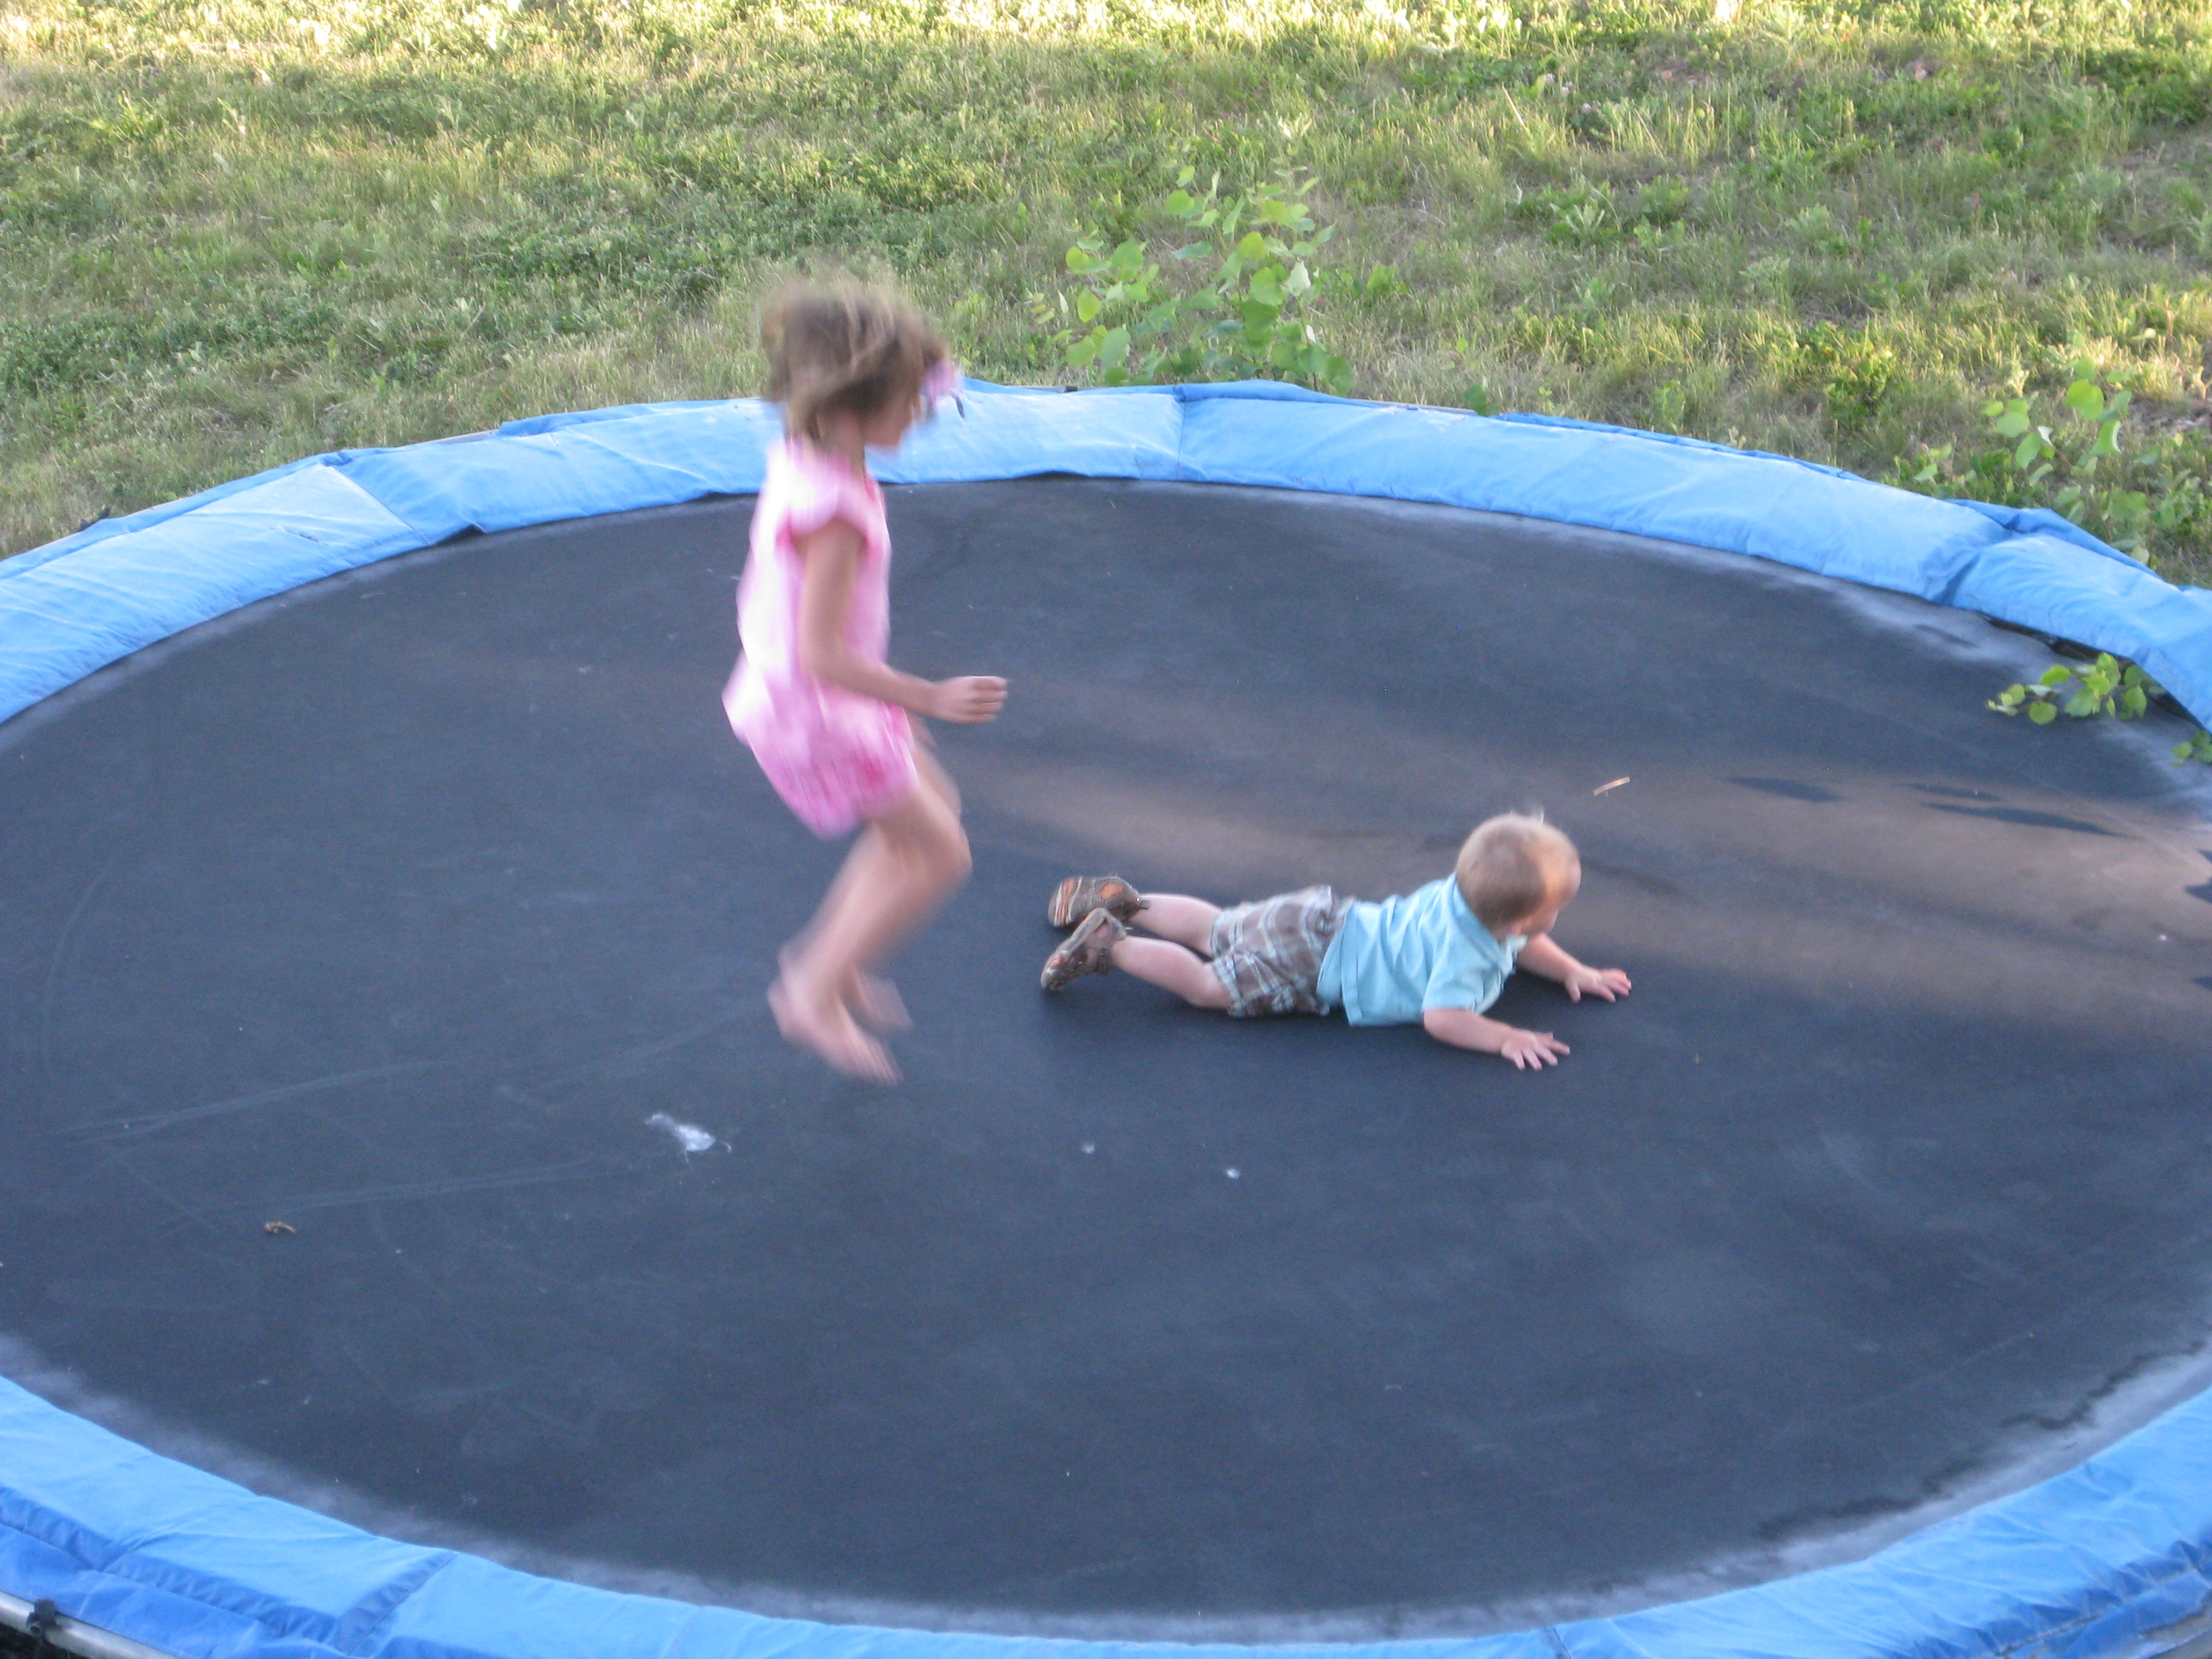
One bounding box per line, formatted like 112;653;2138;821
1206;885;1353;1019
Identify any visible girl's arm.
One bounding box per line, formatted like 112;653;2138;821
1421;1006;1569;1069
794;523;1004;722
1515;933;1631;1002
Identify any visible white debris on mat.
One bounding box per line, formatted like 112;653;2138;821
647;1112;726;1155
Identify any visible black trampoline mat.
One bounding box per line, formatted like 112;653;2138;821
4;478;2212;1637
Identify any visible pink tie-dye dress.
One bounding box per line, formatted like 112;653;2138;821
723;439;918;836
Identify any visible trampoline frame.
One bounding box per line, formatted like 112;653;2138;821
4;382;2212;1659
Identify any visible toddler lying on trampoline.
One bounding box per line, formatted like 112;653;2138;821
1039;814;1629;1069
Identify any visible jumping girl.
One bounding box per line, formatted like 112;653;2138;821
724;285;1006;1082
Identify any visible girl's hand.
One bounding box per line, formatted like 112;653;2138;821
1564;965;1633;1002
928;676;1007;724
1496;1027;1570;1069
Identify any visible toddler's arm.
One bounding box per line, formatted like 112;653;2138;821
796;524;1006;722
1422;1006;1569;1070
1515;933;1631;1002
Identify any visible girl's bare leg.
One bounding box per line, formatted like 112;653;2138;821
1127;894;1221;955
773;832;901;1082
1111;937;1232;1010
839;752;970;974
775;754;971;1081
781;830;909;1029
914;742;960;815
823;749;958;1029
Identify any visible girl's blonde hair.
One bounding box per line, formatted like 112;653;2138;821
761;284;947;443
1454;813;1580;931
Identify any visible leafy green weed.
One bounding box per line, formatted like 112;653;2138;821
1038;169;1355;394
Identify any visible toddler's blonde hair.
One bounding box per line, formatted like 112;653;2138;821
1455;813;1580;931
761;283;947;443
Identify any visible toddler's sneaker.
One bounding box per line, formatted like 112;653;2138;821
1047;876;1146;928
1041;909;1126;991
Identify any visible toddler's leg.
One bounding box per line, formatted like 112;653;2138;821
1127;894;1220;956
1113;936;1231;1010
1042;912;1230;1010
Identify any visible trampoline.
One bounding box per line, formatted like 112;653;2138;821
3;382;2212;1659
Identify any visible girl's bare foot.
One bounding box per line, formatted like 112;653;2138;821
851;973;910;1031
781;945;909;1032
770;975;899;1084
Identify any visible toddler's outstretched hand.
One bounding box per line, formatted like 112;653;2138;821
1497;1027;1570;1069
930;676;1008;723
1563;965;1632;1002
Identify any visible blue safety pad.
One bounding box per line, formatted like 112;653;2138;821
335;390;1183;546
1170;394;2212;720
0;464;423;726
2;1358;2210;1659
335;404;783;544
0;455;343;581
876;382;1183;485
5;382;2212;1659
0;393;1191;726
1560;1387;2212;1658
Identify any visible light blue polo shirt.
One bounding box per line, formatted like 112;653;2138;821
1315;876;1524;1027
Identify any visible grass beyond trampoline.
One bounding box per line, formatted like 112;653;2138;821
4;0;2212;583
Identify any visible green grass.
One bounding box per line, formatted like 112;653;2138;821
5;0;2212;584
